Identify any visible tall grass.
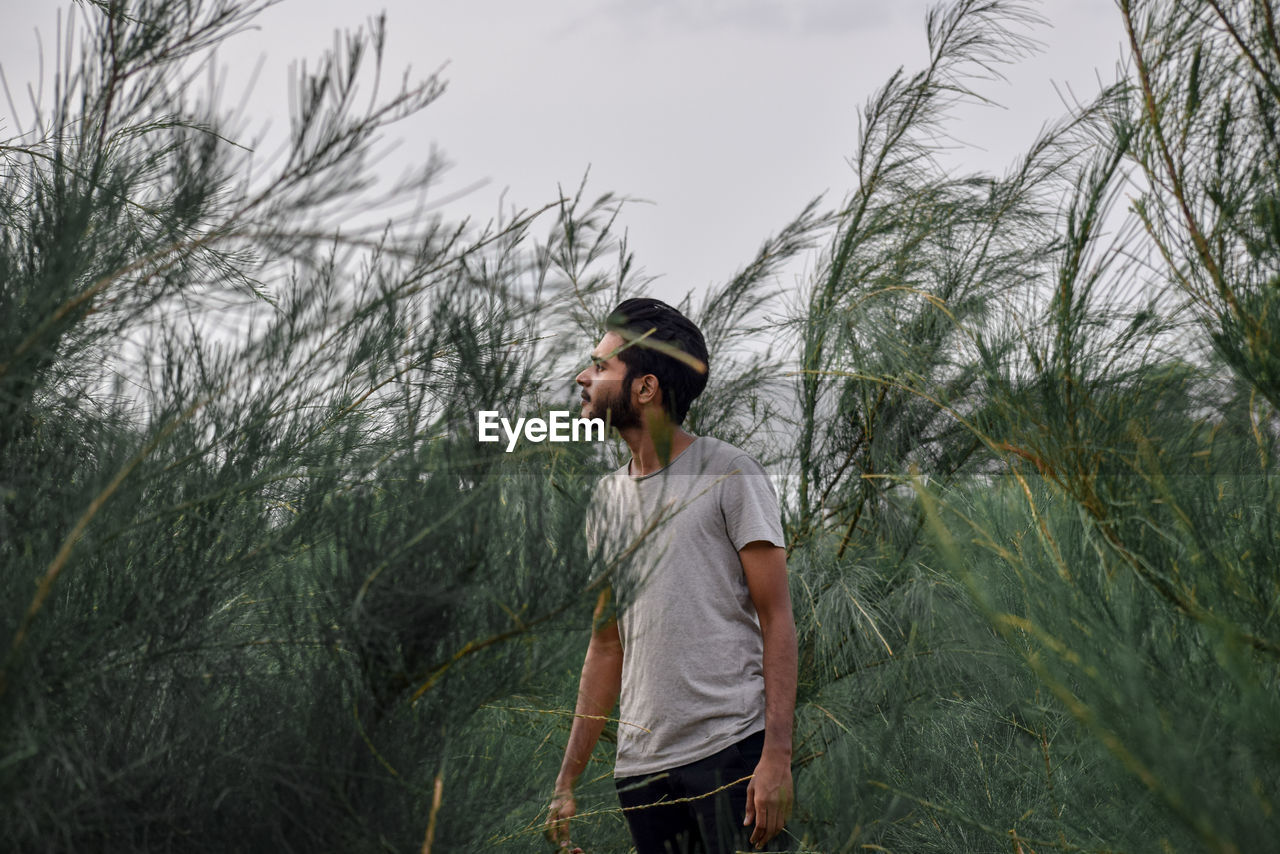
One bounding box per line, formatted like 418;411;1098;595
1;1;1276;852
781;1;1279;852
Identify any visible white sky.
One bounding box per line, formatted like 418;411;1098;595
2;0;1127;306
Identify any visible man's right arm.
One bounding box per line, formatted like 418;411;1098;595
546;588;623;849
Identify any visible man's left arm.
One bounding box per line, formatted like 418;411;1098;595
740;540;797;850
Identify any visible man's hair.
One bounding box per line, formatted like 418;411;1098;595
605;298;709;425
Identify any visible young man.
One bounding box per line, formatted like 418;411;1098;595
545;298;797;853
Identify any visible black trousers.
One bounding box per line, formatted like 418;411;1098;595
614;729;780;854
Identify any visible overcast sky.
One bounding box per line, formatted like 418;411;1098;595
2;0;1126;305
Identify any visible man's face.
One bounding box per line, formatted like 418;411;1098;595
575;331;641;429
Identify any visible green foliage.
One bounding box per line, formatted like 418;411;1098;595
2;1;1278;852
780;2;1280;852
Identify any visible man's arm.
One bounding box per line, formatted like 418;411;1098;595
740;541;798;850
546;587;623;850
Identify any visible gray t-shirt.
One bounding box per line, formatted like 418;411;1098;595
585;436;786;778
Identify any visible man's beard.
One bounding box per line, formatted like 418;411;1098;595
589;380;642;430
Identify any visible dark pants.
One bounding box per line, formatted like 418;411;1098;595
615;729;779;854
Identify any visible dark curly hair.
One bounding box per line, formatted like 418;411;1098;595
605;298;709;425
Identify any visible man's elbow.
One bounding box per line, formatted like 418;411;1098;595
588;622;624;660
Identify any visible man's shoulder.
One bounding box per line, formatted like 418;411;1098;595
586;437;768;491
692;436;768;475
586;457;633;516
589;454;631;486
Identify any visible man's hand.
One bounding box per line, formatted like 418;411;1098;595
545;788;584;853
743;754;793;849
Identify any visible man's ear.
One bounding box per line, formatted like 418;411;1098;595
636;374;659;405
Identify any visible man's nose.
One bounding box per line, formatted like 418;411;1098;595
575;369;589;387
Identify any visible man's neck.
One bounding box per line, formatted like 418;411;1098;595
621;415;696;477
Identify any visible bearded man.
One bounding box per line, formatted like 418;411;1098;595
545;298;797;854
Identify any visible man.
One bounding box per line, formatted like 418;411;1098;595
545;298;797;853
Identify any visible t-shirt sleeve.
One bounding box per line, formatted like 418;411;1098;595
720;454;786;551
585;503;599;557
584;478;608;559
